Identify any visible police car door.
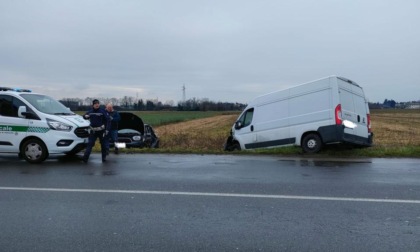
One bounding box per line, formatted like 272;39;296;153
0;95;29;153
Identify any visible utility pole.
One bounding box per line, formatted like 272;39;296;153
182;84;186;103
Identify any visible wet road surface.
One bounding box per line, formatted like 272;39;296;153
1;154;419;251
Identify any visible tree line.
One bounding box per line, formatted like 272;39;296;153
60;97;246;111
368;99;420;109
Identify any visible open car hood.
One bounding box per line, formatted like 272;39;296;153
118;112;145;135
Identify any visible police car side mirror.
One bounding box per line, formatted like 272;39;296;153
18;106;27;118
18;106;38;119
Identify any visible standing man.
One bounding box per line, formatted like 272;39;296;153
82;99;110;163
105;103;121;154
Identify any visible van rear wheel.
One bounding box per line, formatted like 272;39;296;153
302;133;322;153
21;139;48;164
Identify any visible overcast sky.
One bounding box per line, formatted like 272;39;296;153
1;0;419;104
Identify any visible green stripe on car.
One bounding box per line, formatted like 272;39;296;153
0;125;49;133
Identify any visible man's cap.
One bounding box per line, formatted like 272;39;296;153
92;99;100;105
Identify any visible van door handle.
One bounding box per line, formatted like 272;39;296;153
251;125;254;131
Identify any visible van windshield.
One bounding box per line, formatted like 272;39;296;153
21;94;75;115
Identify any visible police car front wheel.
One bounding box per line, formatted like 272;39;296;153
21;139;48;164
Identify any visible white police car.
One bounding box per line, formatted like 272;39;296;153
0;87;90;163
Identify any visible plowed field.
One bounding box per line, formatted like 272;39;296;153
153;109;420;155
155;114;237;151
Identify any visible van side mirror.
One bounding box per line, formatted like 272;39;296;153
235;121;242;129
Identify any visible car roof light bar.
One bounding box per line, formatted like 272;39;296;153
0;87;32;92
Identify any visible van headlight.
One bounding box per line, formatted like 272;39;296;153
47;118;73;131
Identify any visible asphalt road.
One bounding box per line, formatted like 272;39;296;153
0;154;419;251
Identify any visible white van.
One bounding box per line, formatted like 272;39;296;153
0;87;90;163
224;76;373;153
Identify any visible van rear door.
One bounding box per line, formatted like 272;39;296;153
338;78;369;140
351;91;369;139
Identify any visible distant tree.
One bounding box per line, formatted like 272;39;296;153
137;99;145;111
121;96;135;109
61;96;246;111
176;98;245;111
146;100;155;110
84;97;94;106
164;100;175;107
383;99;396;108
368;102;382;109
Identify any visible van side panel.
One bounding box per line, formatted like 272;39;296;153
252;95;289;147
289;78;334;145
289;89;331;125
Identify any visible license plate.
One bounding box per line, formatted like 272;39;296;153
115;142;126;148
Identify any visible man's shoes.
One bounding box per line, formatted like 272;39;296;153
114;148;119;154
102;159;106;163
82;157;88;163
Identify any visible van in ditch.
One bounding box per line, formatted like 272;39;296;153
224;76;373;153
0;87;90;163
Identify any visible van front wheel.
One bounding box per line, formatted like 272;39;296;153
302;133;322;153
21;139;48;164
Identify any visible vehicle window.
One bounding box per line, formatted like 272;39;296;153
13;98;27;116
0;95;13;117
0;95;35;117
0;95;27;117
239;108;254;127
20;94;74;115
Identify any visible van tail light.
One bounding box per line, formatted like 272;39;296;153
367;114;371;133
335;104;342;125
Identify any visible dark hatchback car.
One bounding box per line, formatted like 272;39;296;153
109;112;159;149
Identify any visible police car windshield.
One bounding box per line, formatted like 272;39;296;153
21;94;75;115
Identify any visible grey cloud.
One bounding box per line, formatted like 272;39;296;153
1;0;420;103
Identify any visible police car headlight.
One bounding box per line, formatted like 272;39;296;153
133;135;141;141
47;118;73;131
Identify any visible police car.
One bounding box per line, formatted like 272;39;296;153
0;87;90;163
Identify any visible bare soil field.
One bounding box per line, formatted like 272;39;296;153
370;110;420;147
155;114;237;151
154;109;420;156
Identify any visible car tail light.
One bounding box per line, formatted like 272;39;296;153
335;104;342;125
367;113;371;133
